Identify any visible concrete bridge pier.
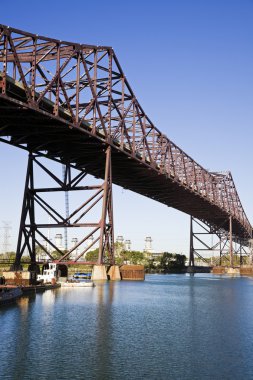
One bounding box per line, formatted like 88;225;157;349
107;265;121;280
92;265;121;281
92;265;108;281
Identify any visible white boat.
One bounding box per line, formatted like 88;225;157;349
37;263;58;284
62;281;95;288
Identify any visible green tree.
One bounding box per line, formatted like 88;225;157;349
159;252;173;271
173;254;186;269
114;241;125;257
159;252;186;272
50;250;68;260
85;248;99;262
125;250;144;265
2;251;16;261
145;258;156;272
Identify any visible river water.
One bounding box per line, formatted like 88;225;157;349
1;274;253;380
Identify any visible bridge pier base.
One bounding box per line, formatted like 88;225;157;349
108;265;121;280
187;266;195;274
92;265;108;281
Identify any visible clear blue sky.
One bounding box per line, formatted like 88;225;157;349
0;0;252;254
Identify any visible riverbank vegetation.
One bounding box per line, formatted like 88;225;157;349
85;248;187;273
0;248;249;276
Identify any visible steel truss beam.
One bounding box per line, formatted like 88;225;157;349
13;147;114;269
189;216;252;268
0;24;251;240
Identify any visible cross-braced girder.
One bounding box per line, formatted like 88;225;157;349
0;24;251;241
189;217;252;268
13;148;114;268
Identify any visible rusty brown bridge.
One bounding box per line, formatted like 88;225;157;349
0;25;252;270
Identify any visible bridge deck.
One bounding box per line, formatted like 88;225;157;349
0;83;248;239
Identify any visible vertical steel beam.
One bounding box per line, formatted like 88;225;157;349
98;146;114;265
219;235;222;266
76;51;80;124
189;216;195;267
29;154;36;263
15;153;35;269
107;152;115;264
229;215;233;267
239;241;243;266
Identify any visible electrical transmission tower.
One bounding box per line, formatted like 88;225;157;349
1;221;11;254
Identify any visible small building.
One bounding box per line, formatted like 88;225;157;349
124;240;131;251
143;236;154;259
70;237;79;259
55;233;64;251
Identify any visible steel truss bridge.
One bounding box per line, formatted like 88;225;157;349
0;25;252;269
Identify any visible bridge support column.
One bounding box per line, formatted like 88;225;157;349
13;153;36;270
239;242;243;266
229;215;233;267
189;216;252;269
189;216;195;269
92;265;108;281
97;146;114;266
188;217;233;269
108;265;121;280
13;147;115;268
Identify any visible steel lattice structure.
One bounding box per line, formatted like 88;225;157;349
0;25;252;265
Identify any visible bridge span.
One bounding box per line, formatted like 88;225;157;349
0;25;251;267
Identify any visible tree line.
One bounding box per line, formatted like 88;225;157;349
0;248;187;272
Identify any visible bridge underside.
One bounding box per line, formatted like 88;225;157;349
0;94;247;239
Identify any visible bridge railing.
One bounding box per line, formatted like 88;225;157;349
0;24;251;237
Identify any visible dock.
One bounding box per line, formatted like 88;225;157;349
0;283;61;294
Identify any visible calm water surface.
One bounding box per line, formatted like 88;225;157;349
1;274;253;380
